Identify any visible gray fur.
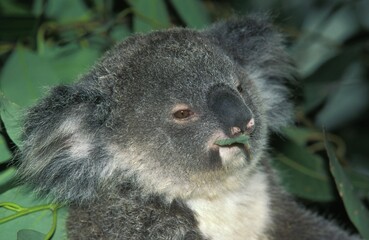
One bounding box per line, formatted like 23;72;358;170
17;15;359;239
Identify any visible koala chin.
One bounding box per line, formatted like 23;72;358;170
17;15;360;240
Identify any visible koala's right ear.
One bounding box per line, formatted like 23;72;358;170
17;79;113;204
204;15;297;132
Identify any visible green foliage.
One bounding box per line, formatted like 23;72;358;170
17;229;47;240
169;0;211;28
325;137;369;238
0;23;101;145
0;186;68;240
0;168;15;194
0;201;60;240
0;136;11;163
129;0;171;32
0;0;368;239
273;133;335;202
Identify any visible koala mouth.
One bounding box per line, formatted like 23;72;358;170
214;135;252;167
214;134;250;147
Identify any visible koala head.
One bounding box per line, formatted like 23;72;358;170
17;15;296;203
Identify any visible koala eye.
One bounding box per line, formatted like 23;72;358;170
237;84;244;93
173;109;194;120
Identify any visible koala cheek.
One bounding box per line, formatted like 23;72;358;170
206;130;227;151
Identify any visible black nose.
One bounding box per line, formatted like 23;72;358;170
207;86;253;136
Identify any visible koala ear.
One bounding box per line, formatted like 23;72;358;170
205;15;297;131
17;80;112;204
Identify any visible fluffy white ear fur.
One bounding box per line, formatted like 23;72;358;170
17;85;113;204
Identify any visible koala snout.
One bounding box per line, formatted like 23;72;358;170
207;86;254;136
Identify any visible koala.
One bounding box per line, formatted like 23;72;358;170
17;15;359;240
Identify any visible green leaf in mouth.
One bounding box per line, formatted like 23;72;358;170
214;134;249;146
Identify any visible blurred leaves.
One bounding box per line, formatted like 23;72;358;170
273;136;335;202
326;137;369;238
43;0;92;23
0;0;32;15
316;63;369;130
0;16;38;42
129;0;170;32
169;0;211;28
0;0;368;238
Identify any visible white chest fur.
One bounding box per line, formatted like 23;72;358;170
186;172;271;240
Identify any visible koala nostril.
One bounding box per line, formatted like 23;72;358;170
246;118;255;133
230;118;255;136
231;126;242;136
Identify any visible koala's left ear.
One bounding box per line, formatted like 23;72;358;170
204;15;297;132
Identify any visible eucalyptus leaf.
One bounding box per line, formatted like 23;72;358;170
345;168;369;199
272;137;335;202
316;63;369;130
0;168;16;194
303;82;330;113
0;100;23;147
282;126;316;146
325;137;369;238
129;0;170;32
45;0;91;23
17;229;46;240
0;135;11;163
110;25;132;42
214;134;249;146
356;0;369;29
0;187;68;240
169;0;211;28
0;45;64;144
302;47;359;113
0;45;60;107
40;43;101;84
